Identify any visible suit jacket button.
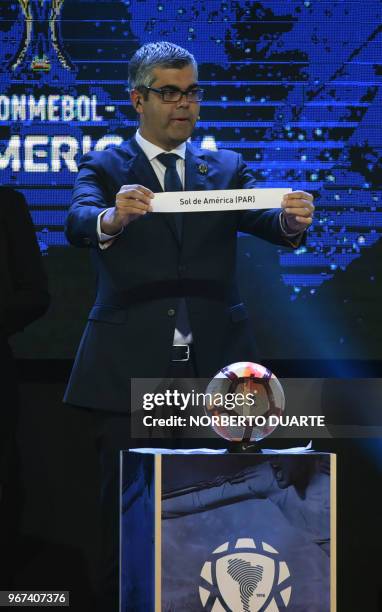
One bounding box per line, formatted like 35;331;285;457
167;308;175;317
83;237;91;245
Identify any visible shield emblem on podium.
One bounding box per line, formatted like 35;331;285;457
216;552;275;611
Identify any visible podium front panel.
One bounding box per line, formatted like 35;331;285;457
121;451;336;612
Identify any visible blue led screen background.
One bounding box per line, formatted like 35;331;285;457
1;0;381;359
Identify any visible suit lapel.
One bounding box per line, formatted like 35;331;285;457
121;139;209;247
185;143;207;192
122;138;162;192
122;138;179;243
183;143;208;246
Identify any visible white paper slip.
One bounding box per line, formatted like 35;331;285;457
152;187;292;213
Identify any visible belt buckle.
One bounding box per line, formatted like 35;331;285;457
173;344;190;362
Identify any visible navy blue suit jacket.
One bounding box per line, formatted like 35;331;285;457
64;138;297;412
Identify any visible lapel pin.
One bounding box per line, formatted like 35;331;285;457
198;163;208;174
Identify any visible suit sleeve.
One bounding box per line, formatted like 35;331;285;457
235;154;304;248
162;462;277;518
65;152;114;247
2;190;50;337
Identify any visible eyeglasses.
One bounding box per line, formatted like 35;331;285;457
139;86;204;103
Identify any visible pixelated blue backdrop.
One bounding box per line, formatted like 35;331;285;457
1;0;381;358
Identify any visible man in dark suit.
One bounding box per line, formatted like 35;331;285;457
64;41;314;610
64;42;314;411
0;187;50;585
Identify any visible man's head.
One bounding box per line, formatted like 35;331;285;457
129;42;201;150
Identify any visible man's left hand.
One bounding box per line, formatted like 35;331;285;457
281;191;314;233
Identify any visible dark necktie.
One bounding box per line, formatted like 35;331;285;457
156;153;190;338
156;153;183;237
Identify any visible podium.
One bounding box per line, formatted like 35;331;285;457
121;450;336;612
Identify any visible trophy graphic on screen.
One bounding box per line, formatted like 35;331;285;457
11;0;73;72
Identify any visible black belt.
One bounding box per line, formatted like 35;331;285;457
171;344;191;362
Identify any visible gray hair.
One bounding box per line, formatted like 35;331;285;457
128;41;198;92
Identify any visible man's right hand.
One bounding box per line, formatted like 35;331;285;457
100;184;154;235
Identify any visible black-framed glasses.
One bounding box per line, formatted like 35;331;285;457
139;85;204;103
